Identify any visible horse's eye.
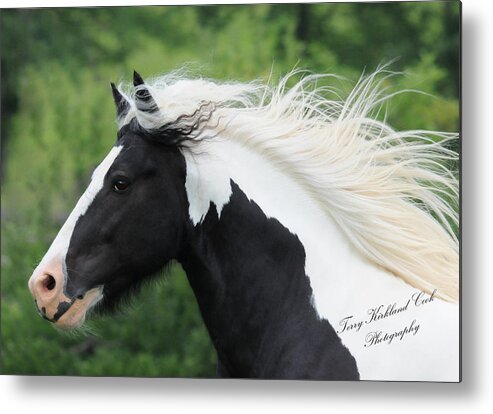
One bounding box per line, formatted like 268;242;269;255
112;178;130;193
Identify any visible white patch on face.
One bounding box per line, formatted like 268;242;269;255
182;138;459;382
32;145;123;277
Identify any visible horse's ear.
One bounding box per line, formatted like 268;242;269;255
133;70;159;113
110;82;130;119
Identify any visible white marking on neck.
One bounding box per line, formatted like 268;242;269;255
33;145;123;275
183;138;459;381
182;146;232;225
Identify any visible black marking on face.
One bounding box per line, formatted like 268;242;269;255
52;301;73;322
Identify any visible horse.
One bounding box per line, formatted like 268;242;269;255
28;68;459;381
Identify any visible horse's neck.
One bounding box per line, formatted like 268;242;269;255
182;138;410;318
178;140;362;378
179;138;459;381
180;179;361;379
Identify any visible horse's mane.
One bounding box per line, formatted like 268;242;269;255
117;66;459;302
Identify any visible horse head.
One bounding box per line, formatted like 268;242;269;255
28;72;191;329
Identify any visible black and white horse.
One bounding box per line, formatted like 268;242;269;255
28;69;459;381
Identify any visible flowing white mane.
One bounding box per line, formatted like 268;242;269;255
117;67;459;302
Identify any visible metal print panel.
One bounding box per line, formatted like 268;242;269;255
1;1;460;381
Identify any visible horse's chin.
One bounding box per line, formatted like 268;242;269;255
54;287;103;331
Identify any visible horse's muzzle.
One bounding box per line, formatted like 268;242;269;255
28;256;103;329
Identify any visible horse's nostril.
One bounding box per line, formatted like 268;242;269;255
43;274;56;291
77;294;84;300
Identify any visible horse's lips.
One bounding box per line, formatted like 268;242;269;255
54;286;103;330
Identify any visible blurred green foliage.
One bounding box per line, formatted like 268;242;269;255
0;2;459;377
